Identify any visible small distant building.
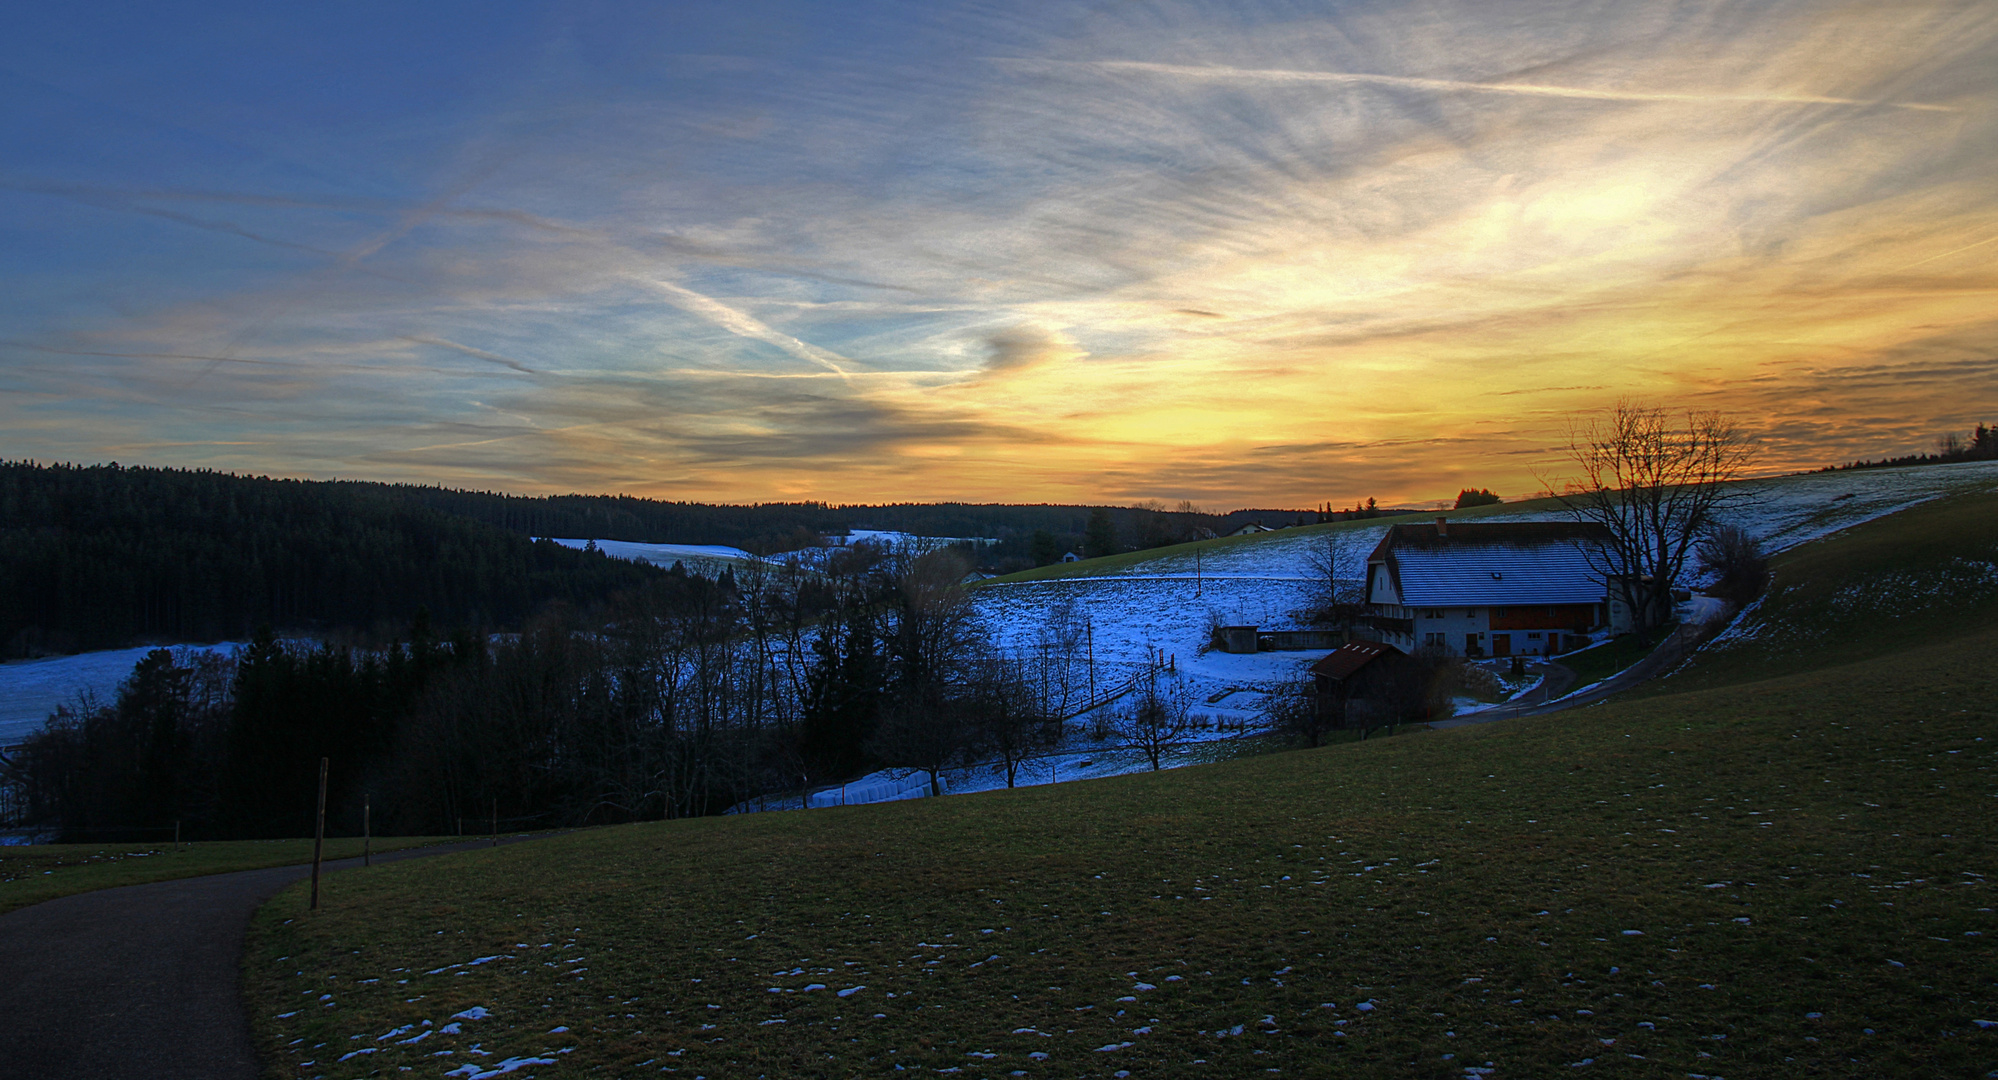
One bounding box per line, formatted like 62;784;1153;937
1061;551;1082;563
1361;518;1632;657
1217;625;1259;653
1230;523;1274;537
1215;625;1343;654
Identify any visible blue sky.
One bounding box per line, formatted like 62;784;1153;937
4;1;1995;506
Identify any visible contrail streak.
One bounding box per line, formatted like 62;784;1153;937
645;279;854;381
1887;230;1998;272
1048;60;1958;112
405;335;543;375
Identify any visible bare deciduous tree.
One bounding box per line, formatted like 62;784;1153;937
1113;666;1195;770
1300;530;1365;628
866;547;988;797
1551;401;1755;635
965;651;1053;789
1258;676;1331;747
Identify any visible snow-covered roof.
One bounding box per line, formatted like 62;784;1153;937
1372;521;1609;607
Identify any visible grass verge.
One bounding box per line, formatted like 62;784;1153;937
246;623;1996;1079
1556;624;1680;691
0;836;446;915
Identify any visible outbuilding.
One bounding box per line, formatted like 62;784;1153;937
1307;641;1422;731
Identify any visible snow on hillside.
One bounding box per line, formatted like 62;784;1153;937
542;537;758;567
838;529;998;549
970;460;1998;735
1707;459;1998;554
0;644;238;746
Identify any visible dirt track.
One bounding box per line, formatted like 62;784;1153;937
0;838;540;1080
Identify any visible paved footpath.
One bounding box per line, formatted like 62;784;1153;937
0;836;547;1080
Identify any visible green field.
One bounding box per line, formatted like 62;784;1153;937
0;836;447;915
242;497;1998;1080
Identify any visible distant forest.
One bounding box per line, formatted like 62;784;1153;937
0;462;663;656
1823;422;1996;472
0;461;1370;655
400;486;1348;561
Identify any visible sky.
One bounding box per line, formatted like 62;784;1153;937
2;0;1994;509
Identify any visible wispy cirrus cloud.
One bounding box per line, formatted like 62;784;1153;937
1;0;1994;504
1037;58;1962;111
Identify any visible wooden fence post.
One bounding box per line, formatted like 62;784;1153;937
310;757;328;911
363;793;371;868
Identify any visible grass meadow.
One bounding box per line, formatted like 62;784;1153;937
243;488;1998;1080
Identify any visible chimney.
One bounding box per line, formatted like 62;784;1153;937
1435;516;1448;538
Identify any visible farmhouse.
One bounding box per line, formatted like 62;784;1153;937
1360;518;1632;657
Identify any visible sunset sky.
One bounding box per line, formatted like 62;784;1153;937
3;1;1994;508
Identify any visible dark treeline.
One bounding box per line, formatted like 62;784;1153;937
2;462;663;657
10;547;1095;841
1822;422;1996;472
405;487;1354;569
1;460;1360;655
403;487;1330;554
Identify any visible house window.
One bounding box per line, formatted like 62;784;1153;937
1491;606;1508;616
1527;632;1542;640
1466;608;1479;618
1424;632;1444;646
1424;608;1442;618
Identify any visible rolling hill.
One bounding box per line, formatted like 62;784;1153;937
238;477;1998;1079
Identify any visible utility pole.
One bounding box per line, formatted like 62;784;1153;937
310;757;328;911
1086;619;1097;706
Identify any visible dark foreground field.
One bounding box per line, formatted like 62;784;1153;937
244;497;1998;1080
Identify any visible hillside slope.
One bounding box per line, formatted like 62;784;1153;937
1647;488;1998;697
243;497;1998;1079
970;460;1998;723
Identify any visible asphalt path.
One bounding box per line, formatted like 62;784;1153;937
0;835;550;1080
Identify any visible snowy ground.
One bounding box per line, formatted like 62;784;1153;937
951;460;1998;798
542;537;759;569
0;644;239;746
6;462;1989;767
741;721;1273;814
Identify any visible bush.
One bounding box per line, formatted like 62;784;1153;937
1698;525;1768;607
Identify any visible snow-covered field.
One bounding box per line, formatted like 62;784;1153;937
960;459;1998;785
542;537;758;569
0;643;239;746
